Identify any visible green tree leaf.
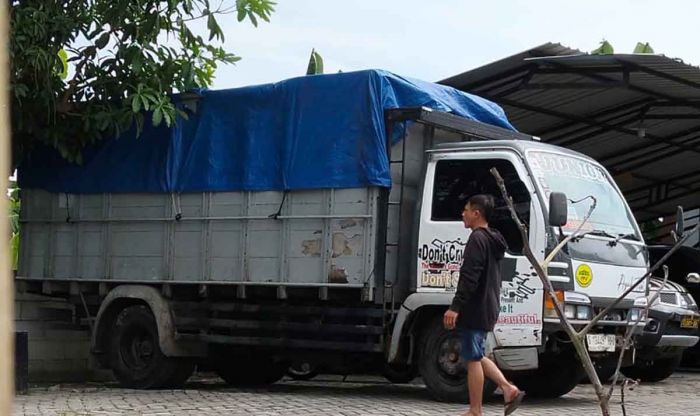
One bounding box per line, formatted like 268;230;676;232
95;32;110;50
57;49;68;80
153;107;163;126
131;95;141;113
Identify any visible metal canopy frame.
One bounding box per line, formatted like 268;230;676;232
441;43;700;226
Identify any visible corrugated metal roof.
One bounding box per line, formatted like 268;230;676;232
441;43;700;224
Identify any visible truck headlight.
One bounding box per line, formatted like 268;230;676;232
565;304;576;319
576;305;592;320
627;308;641;323
628;298;647;324
545;291;592;320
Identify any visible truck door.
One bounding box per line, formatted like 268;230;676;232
417;152;545;347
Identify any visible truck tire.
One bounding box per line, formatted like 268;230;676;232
216;355;286;386
286;362;319;381
418;317;496;403
512;352;583;398
622;354;682;382
580;359;617;384
382;363;417;384
109;305;193;389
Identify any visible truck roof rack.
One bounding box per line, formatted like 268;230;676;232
385;107;536;142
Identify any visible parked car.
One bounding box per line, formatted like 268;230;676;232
647;245;700;367
622;277;699;382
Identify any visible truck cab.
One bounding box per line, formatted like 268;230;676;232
390;113;654;400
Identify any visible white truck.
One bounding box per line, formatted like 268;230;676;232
15;72;684;401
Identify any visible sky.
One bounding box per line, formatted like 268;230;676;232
196;0;700;89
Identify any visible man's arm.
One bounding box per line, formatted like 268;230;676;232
449;232;487;313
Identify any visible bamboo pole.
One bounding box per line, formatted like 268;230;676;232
0;0;14;413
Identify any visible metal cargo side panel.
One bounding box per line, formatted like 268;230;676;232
245;191;284;283
285;190;325;284
18;189;52;278
20;187;379;290
77;194;107;279
108;194;168;280
208;192;245;281
172;194;205;281
326;188;375;285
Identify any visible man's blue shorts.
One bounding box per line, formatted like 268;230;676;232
460;329;487;362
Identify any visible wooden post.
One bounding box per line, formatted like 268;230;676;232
0;0;14;413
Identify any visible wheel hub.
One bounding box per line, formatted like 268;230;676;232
121;327;155;370
437;335;465;377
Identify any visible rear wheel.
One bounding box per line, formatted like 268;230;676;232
512;352;583;398
418;316;497;403
622;354;682;382
109;305;193;389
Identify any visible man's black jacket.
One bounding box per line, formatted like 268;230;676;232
449;227;508;331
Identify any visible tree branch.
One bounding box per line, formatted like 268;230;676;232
607;265;670;399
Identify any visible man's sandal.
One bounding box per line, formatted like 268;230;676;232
504;391;525;415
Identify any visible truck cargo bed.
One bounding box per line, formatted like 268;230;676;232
19;188;380;292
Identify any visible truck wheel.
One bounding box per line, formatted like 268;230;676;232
286;362;319;381
512;352;583;398
109;305;191;389
418;317;496;403
622;354;682;382
579;359;617;384
216;355;286;386
382;363;417;384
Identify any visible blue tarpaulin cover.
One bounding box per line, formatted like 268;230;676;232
18;69;515;193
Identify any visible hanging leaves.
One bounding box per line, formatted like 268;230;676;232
10;1;276;166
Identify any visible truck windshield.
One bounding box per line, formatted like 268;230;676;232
528;151;638;238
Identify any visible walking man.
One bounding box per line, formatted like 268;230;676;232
443;194;524;416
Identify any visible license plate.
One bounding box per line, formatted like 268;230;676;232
586;334;616;352
681;316;700;329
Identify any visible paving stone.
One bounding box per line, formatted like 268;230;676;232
13;372;700;415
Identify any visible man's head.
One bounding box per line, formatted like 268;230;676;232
462;194;494;229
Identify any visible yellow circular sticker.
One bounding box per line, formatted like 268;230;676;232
576;264;593;288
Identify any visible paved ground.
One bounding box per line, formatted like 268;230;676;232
13;371;700;416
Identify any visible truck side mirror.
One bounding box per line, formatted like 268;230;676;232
687;273;700;284
548;192;568;227
674;206;685;241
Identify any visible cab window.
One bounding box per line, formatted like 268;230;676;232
431;158;531;254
